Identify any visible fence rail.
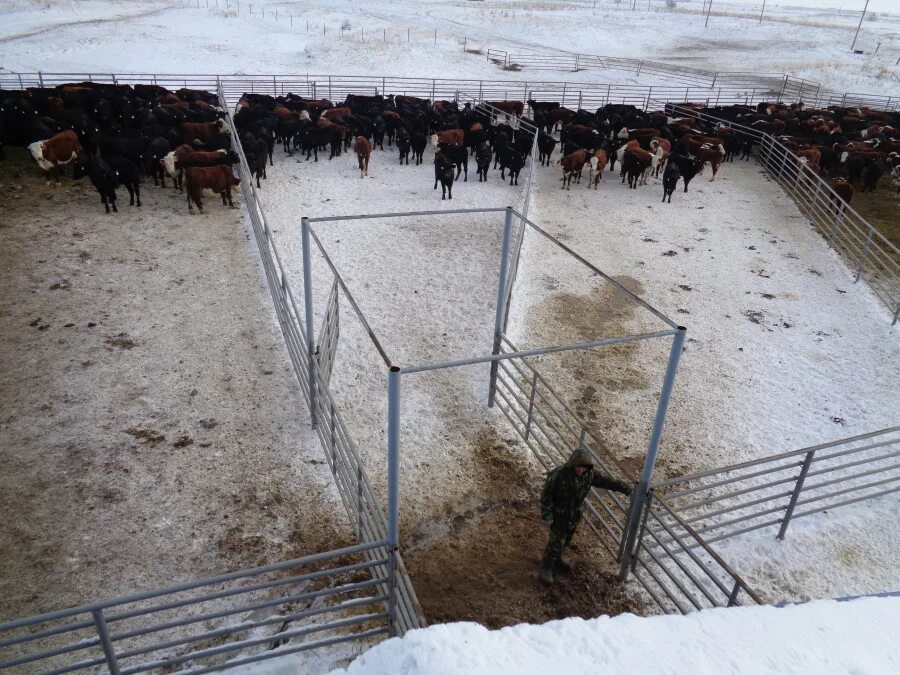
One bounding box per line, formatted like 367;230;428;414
221;81;425;638
0;541;391;674
3;71;896;115
649;427;900;547
653;101;900;324
492;336;633;560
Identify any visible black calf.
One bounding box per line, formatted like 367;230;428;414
662;162;681;203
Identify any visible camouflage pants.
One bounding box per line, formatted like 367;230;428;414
543;517;580;561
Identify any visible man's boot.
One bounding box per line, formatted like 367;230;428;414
538;554;555;585
554;556;572;575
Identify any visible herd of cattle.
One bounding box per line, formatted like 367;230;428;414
1;81;899;213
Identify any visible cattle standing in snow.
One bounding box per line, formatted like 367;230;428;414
73;156;141;213
353;136;371;178
475;141;492;182
28;130;83;184
662;162;682;203
185;165;241;214
435;150;455;200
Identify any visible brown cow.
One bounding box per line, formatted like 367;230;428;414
684;138;726;180
274;104;300;120
486;100;524;118
550;107;575;131
431;129;464;147
559;149;588;190
588;149;608;189
830;177;854;209
322;107;351;121
650;138;671;177
181;120;229;145
185;165;241;214
28;130;83;184
796;148;822;174
354;136;371;178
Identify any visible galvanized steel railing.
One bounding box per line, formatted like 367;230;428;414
0;541;391;674
3;71;895;114
492;336;633;560
649;427;900;546
219;82;425;638
656;102;900;325
626;493;764;614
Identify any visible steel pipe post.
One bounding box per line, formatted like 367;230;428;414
620;326;687;578
91;609;121;675
488;207;515;407
777;450;815;540
386;366;401;634
301;217;317;427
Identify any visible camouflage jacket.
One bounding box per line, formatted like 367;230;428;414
540;447;631;526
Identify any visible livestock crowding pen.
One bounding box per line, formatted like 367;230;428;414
0;70;898;673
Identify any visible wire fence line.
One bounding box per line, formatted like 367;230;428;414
653;100;900;325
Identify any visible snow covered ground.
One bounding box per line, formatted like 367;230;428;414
1;0;898;94
240;595;900;674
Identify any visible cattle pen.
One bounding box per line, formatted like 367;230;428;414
0;70;898;673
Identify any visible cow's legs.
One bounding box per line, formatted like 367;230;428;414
101;194;110;214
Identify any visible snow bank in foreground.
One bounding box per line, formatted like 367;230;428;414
330;597;899;675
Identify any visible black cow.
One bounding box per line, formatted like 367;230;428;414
861;159;884;193
74;156;141;213
144;137;170;187
662;162;681;203
435;143;467;182
475;141;492;182
538;132;557;166
666;154;704;193
411;130;427;165
435;152;455;200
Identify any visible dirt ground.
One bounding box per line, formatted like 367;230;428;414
404;428;639;628
849;179;900;254
0;149;349;622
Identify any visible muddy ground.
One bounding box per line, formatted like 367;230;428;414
0;149;349;622
404;428;639;628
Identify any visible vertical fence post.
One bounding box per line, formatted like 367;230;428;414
301;217;317;428
777;450;815;540
619;326;687;579
38;71;44;87
629;489;654;573
488;206;515;407
854;228;873;283
91;609;121;675
386;365;402;635
356;463;364;538
727;581;741;607
524;371;538;440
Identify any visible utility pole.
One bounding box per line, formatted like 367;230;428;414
850;0;870;52
759;0;766;24
705;0;713;27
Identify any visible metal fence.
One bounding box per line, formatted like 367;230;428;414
482;48;897;111
3;71;897;115
221;81;425;639
620;426;900;614
492;336;633;560
654;101;900;325
0;541;392;674
649;427;900;546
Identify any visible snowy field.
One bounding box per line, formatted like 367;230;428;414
1;0;898;93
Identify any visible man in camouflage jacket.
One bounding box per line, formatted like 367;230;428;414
539;446;631;585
